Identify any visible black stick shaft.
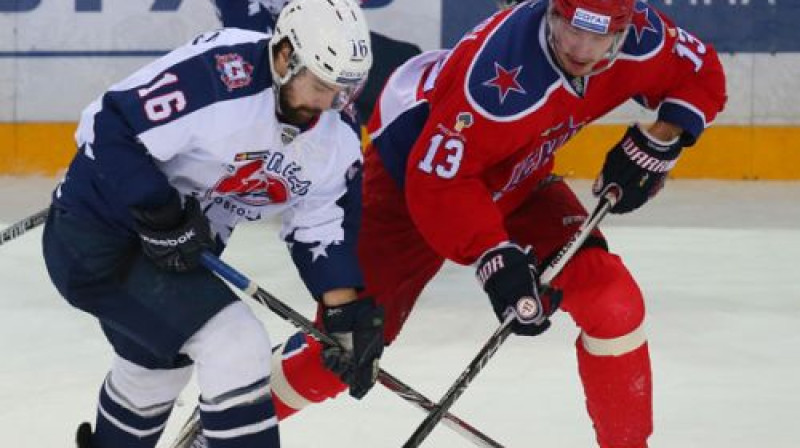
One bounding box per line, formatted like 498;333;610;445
200;253;505;448
0;208;49;246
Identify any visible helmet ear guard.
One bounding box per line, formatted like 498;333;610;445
269;38;304;88
268;0;373;110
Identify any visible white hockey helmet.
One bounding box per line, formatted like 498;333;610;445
269;0;373;110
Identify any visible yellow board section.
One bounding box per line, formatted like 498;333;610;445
1;123;799;179
555;125;800;180
0;123;76;176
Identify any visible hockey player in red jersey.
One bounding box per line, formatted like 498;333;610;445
268;1;726;446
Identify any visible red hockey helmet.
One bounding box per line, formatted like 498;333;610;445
552;0;635;34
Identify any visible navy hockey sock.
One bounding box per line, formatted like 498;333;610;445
198;378;280;448
92;377;173;448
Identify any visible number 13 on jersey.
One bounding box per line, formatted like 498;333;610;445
417;134;464;179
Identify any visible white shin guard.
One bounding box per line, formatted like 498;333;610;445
180;301;273;401
107;355;193;411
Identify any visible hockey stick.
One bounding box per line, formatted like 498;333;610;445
0;207;49;246
167;407;201;448
167;253;506;448
401;190;619;447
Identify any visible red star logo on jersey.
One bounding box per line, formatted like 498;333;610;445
483;62;526;104
630;3;658;45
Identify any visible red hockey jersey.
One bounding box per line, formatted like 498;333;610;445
367;0;726;265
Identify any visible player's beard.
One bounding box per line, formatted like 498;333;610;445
277;85;322;127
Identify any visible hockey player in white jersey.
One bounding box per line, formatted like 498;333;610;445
41;1;383;447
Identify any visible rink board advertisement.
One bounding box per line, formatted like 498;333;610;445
0;0;798;179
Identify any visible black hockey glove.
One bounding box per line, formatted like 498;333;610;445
130;193;215;273
476;243;561;337
593;124;683;214
321;298;385;399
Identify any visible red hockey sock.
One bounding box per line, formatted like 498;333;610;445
577;337;652;448
271;332;348;420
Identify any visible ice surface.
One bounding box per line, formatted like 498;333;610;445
1;177;798;447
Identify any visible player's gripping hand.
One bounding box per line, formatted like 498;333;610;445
593;124;683;214
130;193;215;272
321;298;385;399
476;243;560;336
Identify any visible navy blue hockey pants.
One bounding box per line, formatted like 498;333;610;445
42;206;236;369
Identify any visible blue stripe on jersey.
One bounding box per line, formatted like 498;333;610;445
53;108;174;233
373;102;430;188
658;101;705;146
467;3;560;118
106;39;271;137
289;160;365;299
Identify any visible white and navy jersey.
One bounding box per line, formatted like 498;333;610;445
54;28;365;297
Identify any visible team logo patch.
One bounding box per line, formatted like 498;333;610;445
216;53;253;91
215;160;290;205
572;8;611;34
213;155;311;206
454;112;474;132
